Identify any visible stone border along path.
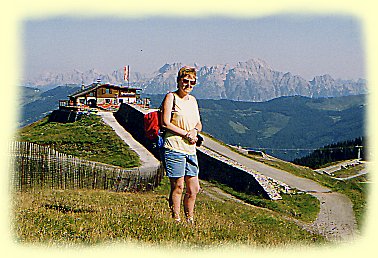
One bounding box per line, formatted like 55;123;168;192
99;111;357;242
201;135;358;242
198;146;290;200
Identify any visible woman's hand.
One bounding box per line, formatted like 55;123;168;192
185;129;198;145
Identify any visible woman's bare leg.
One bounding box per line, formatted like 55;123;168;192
183;176;200;222
169;177;185;221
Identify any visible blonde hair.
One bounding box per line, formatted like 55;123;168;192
177;66;196;83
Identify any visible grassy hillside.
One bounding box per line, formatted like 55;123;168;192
17;114;140;168
13;111;327;246
13;107;368;246
12;177;325;247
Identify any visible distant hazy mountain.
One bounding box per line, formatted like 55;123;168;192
20;87;43;105
18;85;80;127
23;58;367;102
23;68;148;90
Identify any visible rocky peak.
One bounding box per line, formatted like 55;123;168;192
310;74;335;86
24;58;367;101
158;63;182;74
245;58;272;70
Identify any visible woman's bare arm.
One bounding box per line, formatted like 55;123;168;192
161;93;188;137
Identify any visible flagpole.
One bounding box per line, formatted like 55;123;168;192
123;65;130;87
123;66;126;87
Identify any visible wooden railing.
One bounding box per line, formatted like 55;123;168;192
9;141;164;192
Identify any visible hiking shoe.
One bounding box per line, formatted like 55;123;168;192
186;217;194;225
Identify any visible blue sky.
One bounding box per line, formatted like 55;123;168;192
23;14;365;81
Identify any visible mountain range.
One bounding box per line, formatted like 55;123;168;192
18;85;365;161
20;58;366;161
24;58;367;102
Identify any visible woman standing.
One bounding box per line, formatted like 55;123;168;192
161;66;202;224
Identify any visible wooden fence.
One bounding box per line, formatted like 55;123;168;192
9;141;164;192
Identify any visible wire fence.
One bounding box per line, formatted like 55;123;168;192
9;141;164;192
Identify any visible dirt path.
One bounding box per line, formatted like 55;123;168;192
309;192;357;241
201;135;358;242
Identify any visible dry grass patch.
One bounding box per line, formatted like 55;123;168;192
12;178;326;247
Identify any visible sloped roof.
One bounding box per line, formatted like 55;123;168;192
69;83;99;98
69;83;141;98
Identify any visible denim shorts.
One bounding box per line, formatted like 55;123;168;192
163;148;199;178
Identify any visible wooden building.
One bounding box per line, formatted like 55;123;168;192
59;81;149;112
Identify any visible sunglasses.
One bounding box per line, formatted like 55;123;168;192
182;78;197;86
183;67;195;72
